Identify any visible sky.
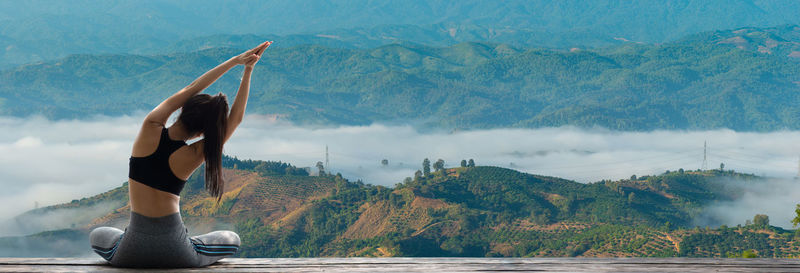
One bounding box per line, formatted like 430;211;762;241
1;114;800;231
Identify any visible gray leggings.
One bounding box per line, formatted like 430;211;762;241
89;211;240;268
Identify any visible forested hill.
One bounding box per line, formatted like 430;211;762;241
3;25;800;131
5;157;797;258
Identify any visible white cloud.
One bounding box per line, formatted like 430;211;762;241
0;116;137;226
695;177;800;229
1;114;800;232
227;118;800;186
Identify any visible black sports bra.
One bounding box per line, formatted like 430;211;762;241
129;127;188;195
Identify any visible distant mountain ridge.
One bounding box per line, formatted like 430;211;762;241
3;25;800;131
3;156;796;258
677;25;800;59
3;0;800;67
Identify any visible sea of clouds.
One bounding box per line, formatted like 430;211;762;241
1;114;800;233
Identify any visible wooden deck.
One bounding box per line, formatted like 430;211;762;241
2;257;800;272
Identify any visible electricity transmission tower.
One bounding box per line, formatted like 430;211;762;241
702;141;708;170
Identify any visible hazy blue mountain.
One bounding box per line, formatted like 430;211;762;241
2;25;800;131
3;0;800;67
675;25;800;59
160;25;621;56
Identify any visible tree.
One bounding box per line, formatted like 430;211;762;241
468;159;475;167
381;159;389;166
720;162;725;170
678;168;684;174
630;175;637;180
433;159;445;172
627;192;636;204
742;250;758;258
661;221;672;232
414;170;423;181
460;160;467;167
753;214;769;227
792;204;800;227
729;249;758;258
315;161;325;175
422;158;431;176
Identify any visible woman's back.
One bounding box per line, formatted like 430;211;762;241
128;124;202;217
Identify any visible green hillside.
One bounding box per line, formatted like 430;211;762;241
233;166;773;257
4;156;797;258
3;26;800;131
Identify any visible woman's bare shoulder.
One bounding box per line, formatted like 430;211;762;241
131;122;164;157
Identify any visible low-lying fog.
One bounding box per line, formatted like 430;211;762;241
1;114;800;233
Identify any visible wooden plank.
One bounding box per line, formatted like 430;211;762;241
1;258;800;272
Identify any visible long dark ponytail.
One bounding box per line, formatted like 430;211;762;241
178;93;229;201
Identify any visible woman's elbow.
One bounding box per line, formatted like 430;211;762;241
143;113;166;127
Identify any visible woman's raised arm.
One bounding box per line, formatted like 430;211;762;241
224;41;271;143
144;41;271;127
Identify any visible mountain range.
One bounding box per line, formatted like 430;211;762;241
2;26;800;131
3;0;800;67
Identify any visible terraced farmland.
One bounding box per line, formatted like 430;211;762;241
232;175;337;220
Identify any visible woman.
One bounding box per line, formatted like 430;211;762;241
89;41;271;268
